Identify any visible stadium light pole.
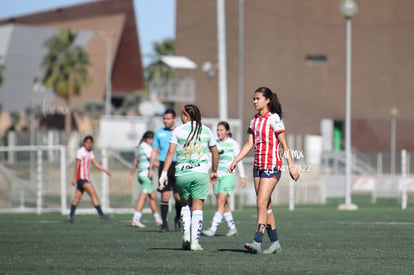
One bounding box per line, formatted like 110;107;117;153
338;0;359;211
238;0;244;141
217;0;228;121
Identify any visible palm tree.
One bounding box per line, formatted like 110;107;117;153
41;28;90;133
145;38;175;84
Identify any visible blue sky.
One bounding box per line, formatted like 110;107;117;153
0;0;175;67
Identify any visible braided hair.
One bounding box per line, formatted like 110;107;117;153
182;104;202;147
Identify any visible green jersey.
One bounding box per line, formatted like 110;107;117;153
216;137;245;178
135;142;152;176
170;121;216;176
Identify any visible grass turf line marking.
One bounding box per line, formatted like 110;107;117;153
319;221;414;226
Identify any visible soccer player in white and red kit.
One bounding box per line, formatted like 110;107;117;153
229;87;299;254
68;135;111;223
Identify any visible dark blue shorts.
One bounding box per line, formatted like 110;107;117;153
76;179;90;192
253;167;281;181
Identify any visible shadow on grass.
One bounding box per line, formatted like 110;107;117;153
149;247;187;251
217;248;253;254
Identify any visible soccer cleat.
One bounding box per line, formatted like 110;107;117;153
156;219;163;226
262;241;282;254
101;215;110;222
202;228;216;237
244;241;262;253
131;219;146;228
160;224;169;232
190;243;204;251
67;216;74;223
226;228;238;237
182;234;191;250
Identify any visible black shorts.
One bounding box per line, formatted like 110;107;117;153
76;179;90;192
158;161;177;192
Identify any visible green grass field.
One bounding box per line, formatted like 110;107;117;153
1;195;413;275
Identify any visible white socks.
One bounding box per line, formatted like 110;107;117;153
133;211;142;221
180;206;204;244
224;211;236;230
191;210;203;243
154;213;162;223
181;205;191;235
211;212;223;231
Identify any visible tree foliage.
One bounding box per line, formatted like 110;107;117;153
41;29;90;101
145;38;175;84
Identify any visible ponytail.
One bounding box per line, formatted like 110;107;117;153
255;87;283;118
269;92;283;118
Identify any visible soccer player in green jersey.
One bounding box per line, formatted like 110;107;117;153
126;131;162;228
159;104;219;251
203;121;246;237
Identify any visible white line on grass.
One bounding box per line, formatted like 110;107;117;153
319;221;414;226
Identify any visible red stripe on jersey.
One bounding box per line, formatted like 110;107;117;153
76;147;94;180
251;112;284;170
77;159;81;180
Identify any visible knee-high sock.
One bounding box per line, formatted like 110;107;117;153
175;202;182;222
191;210;203;243
210;212;223;231
224;211;236;230
181;205;191;236
160;201;169;225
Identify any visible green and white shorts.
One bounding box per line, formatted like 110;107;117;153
176;172;209;200
213;175;235;195
138;175;155;194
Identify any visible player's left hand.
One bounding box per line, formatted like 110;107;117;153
240;178;246;188
210;172;218;184
289;167;299;182
228;161;237;173
159;170;168;190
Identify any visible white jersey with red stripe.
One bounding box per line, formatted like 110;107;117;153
76;146;95;180
249;111;285;170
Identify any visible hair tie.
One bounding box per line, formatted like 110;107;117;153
182;107;191;118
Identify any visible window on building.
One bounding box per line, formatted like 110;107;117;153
306;54;327;64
